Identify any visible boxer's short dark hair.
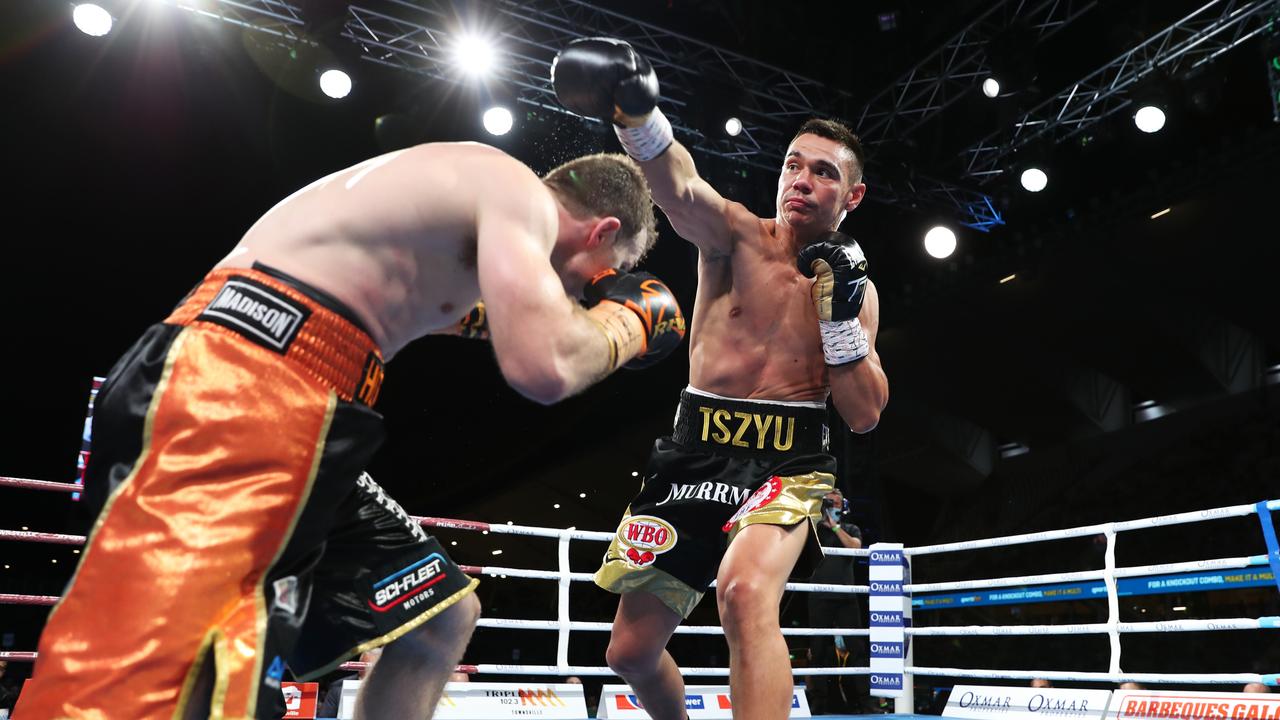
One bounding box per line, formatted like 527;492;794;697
792;118;865;184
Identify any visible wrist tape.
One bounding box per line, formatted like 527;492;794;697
819;318;869;366
614;107;674;162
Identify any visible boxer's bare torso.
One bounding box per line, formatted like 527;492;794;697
689;214;829;404
215;142;557;358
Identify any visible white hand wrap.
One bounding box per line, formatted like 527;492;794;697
819;318;869;366
614;107;673;162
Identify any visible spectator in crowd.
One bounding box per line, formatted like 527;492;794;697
0;660;22;715
1242;683;1271;694
1030;678;1054;689
807;489;866;714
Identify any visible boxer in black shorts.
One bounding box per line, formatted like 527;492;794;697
597;388;835;618
556;39;889;719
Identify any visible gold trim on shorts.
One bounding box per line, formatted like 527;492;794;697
295;577;480;682
595;559;703;620
725;471;834;541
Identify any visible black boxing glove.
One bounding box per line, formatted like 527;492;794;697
552;37;672;162
796;231;870;365
584;269;686;370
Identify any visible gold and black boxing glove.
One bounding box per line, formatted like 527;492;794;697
584;269;686;370
797;231;870;366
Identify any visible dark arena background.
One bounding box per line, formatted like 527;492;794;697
2;0;1279;717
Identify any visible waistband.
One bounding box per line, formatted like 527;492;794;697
166;267;385;406
672;388;829;458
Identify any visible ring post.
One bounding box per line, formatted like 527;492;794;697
900;548;914;715
556;530;571;671
868;542;908;710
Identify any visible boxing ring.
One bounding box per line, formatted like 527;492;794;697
2;472;1278;718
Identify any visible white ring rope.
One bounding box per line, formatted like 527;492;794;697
907;555;1270;593
906;500;1280;556
333;661;865;676
908;667;1272;685
474;618;870;637
2;475;1276;689
466;564;866;593
907;617;1280;636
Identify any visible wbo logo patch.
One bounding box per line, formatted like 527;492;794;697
617;515;678;568
722;476;784;532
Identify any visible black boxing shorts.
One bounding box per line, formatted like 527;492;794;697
594;386;836;618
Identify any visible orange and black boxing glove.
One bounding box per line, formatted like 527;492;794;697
454;301;488;340
584;268;686;370
437;301;489;339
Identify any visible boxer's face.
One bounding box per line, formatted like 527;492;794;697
777;133;864;233
551;216;624;300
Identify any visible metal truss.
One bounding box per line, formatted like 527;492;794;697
875;174;1006;231
340;0;852;171
964;0;1280;180
159;0;1003;227
167;0;306;43
856;0;1098;146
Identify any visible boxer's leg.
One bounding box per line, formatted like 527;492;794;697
716;521;810;720
358;591;481;719
290;472;479;720
605;591;687;720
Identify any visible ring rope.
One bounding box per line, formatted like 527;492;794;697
907;666;1277;686
4;476;1275;688
906;617;1280;636
907;500;1280;556
0;476;82;493
6;526;1266;595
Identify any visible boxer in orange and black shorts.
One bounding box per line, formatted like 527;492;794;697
18;140;688;720
20;265;476;719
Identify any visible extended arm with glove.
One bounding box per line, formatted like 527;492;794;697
552;37;735;254
551;38;672;162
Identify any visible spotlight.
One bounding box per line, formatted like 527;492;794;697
482;106;513;136
1020;167;1048;192
1133;105;1166;133
924;226;957;259
318;69;352;99
982;77;1001;98
73;4;112;36
455;34;497;78
724;117;743;136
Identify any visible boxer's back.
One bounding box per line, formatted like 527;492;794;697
215;142;555;357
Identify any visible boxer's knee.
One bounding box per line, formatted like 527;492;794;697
606;633;664;678
386;592;481;661
716;573;780;643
